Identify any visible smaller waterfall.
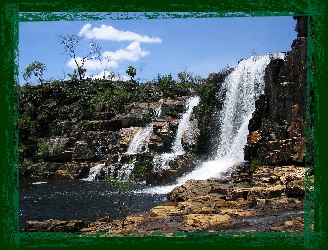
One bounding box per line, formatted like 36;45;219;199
117;159;136;180
81;163;105;181
153;96;200;170
171;96;200;155
126;105;162;154
126;125;153;154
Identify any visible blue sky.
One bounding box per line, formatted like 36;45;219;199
18;15;297;84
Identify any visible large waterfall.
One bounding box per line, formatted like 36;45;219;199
149;54;284;194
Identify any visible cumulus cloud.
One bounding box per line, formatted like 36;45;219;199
67;41;148;71
78;23;162;43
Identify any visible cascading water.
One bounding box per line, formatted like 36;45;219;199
109;105;163;180
81;163;105;181
148;53;284;194
152;96;200;170
126;125;153;154
126;106;162;154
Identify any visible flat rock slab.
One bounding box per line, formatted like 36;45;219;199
25;219;88;232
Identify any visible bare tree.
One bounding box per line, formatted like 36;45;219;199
58;34;102;81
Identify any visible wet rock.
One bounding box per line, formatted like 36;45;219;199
72;141;94;161
25;219;88;232
118;127;143;151
147;153;197;185
270;216;304;232
167;179;231;202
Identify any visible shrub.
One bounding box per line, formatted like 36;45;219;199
250;159;263;173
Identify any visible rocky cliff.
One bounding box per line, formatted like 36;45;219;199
244;16;314;167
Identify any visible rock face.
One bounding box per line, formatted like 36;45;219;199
244;16;313;166
19;85;201;185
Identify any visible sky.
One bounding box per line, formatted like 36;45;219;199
18;15;297;84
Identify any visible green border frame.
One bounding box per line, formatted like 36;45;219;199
0;0;326;249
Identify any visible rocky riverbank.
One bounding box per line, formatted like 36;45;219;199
25;162;313;233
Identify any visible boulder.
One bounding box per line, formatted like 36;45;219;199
167;179;231;202
148;153;197;185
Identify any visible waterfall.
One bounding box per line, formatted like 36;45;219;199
147;53;284;194
152;96;200;170
126;106;162;154
171;96;200;155
81;163;105;181
126;124;153;154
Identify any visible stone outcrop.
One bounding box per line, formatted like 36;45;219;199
19;93;196;183
244;16;313;166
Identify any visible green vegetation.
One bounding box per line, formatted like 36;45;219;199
37;140;49;161
104;163;148;228
249;158;263;173
18;66;230;166
23;61;47;84
126;66;137;80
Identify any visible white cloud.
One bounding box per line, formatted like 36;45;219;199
102;41;148;62
91;70;130;81
67;41;148;71
78;23;162;43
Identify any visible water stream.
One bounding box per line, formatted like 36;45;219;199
152;96;200;171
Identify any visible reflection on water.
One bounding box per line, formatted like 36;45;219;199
19;176;167;231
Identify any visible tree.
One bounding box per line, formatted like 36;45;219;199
105;161;148;229
58;34;102;81
23;61;47;84
126;66;136;80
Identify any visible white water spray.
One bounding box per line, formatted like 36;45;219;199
127;106;162;154
147;54;284;194
81;163;105;181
